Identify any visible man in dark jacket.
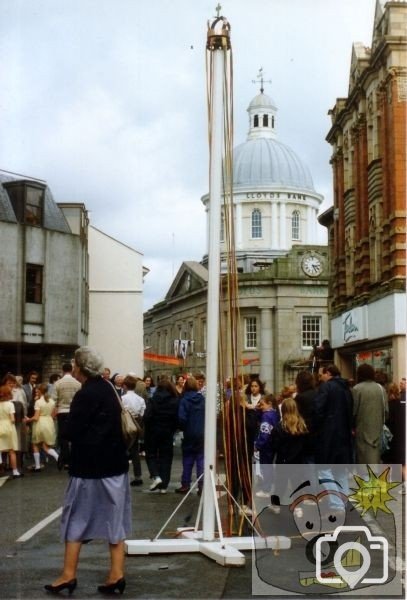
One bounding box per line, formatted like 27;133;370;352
143;378;179;493
314;364;353;464
295;370;318;463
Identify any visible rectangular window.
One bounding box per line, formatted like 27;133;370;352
292;211;300;240
251;209;262;238
302;316;321;349
26;264;43;304
245;317;257;349
25;187;43;225
5;182;44;226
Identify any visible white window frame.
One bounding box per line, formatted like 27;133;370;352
302;316;321;350
292;210;300;240
251;209;262;239
244;317;257;349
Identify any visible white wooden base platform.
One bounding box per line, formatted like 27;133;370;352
125;532;290;566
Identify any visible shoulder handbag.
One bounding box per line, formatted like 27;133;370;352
381;423;393;455
377;383;393;455
107;380;141;449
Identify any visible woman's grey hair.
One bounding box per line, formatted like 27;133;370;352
74;346;104;378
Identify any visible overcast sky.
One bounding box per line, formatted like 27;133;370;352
0;0;376;309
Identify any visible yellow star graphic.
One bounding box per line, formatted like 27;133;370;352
349;465;400;516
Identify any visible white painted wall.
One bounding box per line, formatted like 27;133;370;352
88;226;144;376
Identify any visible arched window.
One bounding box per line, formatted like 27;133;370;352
254;115;259;127
251;209;262;238
292;210;300;240
263;114;268;127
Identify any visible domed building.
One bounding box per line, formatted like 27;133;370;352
144;87;329;392
202;89;324;271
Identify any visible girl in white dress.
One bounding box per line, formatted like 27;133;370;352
0;385;22;478
2;373;29;469
25;384;59;471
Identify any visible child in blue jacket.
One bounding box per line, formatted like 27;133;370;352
176;376;205;494
254;394;280;497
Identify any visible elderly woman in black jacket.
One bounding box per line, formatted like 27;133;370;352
45;347;131;596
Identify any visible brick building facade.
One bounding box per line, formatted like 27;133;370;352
320;0;406;381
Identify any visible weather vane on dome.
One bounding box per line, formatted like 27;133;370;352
252;67;272;94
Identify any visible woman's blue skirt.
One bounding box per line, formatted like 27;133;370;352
60;473;132;544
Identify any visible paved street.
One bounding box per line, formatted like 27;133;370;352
0;447;254;600
1;448;404;600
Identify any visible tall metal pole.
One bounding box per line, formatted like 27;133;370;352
203;12;231;541
125;8;289;566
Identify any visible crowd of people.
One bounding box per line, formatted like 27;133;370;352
0;360;405;485
256;366;405;466
0;348;405;593
226;365;405;517
0;362;208;494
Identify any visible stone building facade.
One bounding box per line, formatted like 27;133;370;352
144;89;329;393
320;0;406;381
0;172;88;378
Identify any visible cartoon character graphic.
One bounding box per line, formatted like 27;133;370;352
253;464;400;595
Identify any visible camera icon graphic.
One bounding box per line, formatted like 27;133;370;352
315;525;389;589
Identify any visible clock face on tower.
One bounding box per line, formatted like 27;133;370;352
301;253;323;277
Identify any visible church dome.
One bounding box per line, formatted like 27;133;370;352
231;90;315;191
201;84;324;268
233;137;315;191
248;92;277;110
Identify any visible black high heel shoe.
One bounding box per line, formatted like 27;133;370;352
97;577;126;594
44;578;77;594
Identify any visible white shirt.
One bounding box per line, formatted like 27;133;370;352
122;390;146;418
249;393;262;407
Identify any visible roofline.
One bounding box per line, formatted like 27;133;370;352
318;206;334;227
58;201;87;210
90;225;144;257
0;168;46;184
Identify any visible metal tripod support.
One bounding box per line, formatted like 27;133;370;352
125;465;290;565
